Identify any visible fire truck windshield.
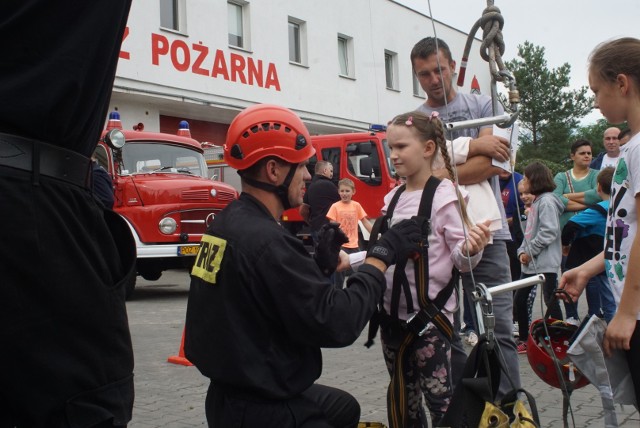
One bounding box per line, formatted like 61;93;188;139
121;142;208;177
381;138;396;178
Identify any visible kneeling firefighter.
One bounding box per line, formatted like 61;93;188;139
184;103;423;428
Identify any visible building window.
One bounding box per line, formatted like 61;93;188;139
412;73;425;97
338;34;354;78
385;50;399;90
288;17;307;65
160;0;185;32
228;1;250;49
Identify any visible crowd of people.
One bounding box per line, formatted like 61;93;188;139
508;126;628;354
3;2;639;427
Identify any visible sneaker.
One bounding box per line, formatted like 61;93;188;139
459;322;468;336
566;317;580;326
465;331;478;346
512;322;519;338
516;340;528;354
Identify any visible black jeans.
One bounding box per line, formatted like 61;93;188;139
514;272;558;339
627;321;640;409
205;383;360;428
0;168;135;428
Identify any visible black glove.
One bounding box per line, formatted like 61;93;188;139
366;219;423;267
314;222;349;277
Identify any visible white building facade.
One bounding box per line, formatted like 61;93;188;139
109;0;493;143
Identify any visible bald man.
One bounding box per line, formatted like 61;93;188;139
591;127;621;169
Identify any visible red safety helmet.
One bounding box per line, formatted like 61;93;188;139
526;318;589;390
224;104;315;170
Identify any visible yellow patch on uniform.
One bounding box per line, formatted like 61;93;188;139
191;234;227;284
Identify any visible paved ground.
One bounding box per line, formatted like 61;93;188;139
126;270;639;427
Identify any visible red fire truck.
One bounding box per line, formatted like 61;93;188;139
205;126;398;240
96;112;238;297
281;126;398;239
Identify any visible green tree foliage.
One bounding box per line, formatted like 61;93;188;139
506;42;593;167
515;157;566;178
573;119;627;155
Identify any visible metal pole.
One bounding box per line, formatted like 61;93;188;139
472;274;546;348
487;274;546;296
445;113;511;132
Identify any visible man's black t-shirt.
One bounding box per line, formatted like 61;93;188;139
303;175;340;233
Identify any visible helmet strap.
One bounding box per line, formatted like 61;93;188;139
240;163;298;210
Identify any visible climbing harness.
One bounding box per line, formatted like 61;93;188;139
366;176;459;427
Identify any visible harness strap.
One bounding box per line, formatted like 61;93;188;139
388;333;415;428
390;257;414;318
239;163;298;210
406;269;459;341
365;184;407;346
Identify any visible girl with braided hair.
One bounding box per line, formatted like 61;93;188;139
373;110;491;426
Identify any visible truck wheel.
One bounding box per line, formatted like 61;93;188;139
141;271;162;281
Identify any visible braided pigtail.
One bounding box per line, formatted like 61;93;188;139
431;117;472;227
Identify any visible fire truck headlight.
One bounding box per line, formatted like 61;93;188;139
104;129;126;149
159;217;177;234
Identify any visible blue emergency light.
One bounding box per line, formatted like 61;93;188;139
369;124;387;132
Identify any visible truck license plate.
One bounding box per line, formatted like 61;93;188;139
178;245;200;256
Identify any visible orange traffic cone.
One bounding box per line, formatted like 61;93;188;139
167;327;193;366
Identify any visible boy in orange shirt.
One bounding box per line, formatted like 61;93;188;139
327;178;373;287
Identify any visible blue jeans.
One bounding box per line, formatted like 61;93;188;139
565;272;616;322
462;292;476;332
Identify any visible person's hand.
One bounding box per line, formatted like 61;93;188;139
603;313;637;357
366;219;422;267
314;222;349;276
471;135;510;162
518;252;531;265
557;267;589;303
562;245;571;257
335;250;351;272
461;220;491;256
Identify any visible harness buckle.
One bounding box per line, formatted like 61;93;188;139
410;215;431;253
406;304;439;336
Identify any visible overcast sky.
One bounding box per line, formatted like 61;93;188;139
398;0;640;123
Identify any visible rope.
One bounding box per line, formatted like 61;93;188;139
457;1;506;86
456;0;520;124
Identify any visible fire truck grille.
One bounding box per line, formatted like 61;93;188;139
181;189;236;202
180;209;219;234
216;190;236;202
181;190;210;201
